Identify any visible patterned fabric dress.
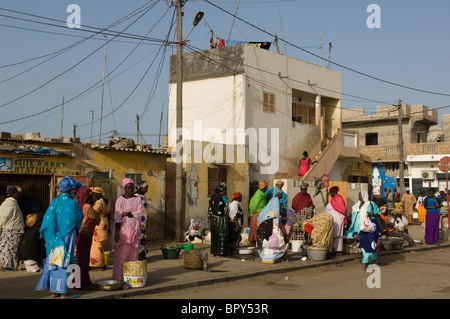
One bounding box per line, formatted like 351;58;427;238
208;192;228;256
0;196;25;270
289;207;315;241
89;198;110;268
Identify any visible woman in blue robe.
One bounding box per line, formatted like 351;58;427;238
36;176;84;298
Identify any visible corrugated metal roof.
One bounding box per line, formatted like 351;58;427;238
90;144;170;155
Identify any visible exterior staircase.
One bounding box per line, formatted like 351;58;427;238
301;128;359;181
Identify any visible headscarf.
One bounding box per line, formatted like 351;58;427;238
58;176;76;192
90;187;105;195
25;213;38;227
230;192;242;202
275;180;284;187
272;187;282;198
215;182;227;193
6;185;19;197
257;196;281;224
135;181;148;193
258;180;268;190
351;190;369;212
329;186;339;193
122;178;135;189
300;181;309;188
76;186;91;209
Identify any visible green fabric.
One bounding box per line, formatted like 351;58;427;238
248;189;267;217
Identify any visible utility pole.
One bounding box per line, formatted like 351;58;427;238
89;110;94;142
136;114;140;144
327;42;332;69
60;96;64;137
397;99;405;195
99;34;107;144
175;0;184;242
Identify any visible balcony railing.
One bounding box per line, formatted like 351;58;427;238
360;142;450;161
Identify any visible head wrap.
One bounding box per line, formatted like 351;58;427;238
215;182;227;193
122;178;135;189
90;187;105;195
303;222;314;234
230;192;242;202
272;187;282;198
258;180;268;190
135;181;148;192
76;186;91;209
73;181;83;189
329;186;339;193
275;180;284;187
58;176;76;192
6;185;19;197
387;188;391;192
26;213;38;228
300;181;309;188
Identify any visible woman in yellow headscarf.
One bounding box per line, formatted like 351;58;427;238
89;187;110;270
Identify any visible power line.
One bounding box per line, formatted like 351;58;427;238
0;2;159;109
202;0;450;98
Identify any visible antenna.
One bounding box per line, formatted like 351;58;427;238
279;12;285;55
227;0;241;42
327;42;333;69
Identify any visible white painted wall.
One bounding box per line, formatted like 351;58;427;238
167;45;342;180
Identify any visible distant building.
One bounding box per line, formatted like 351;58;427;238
342;104;450;197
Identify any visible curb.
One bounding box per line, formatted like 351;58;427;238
89;242;450;299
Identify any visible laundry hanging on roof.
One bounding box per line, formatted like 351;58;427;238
211;38;271;50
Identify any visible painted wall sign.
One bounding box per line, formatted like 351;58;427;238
0;158;13;172
0;157;70;175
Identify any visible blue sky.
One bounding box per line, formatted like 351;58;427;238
1;0;450;146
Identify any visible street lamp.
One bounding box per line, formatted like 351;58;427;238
175;3;205;241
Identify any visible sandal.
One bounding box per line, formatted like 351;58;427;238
61;294;80;299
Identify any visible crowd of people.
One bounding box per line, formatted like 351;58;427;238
207;178;448;269
207;180;352;264
0;176;149;298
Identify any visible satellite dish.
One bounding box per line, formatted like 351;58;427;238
193;11;204;26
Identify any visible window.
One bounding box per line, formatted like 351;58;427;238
208;167;227;197
263;92;275;113
292;103;315;124
125;173;142;184
365;133;378;146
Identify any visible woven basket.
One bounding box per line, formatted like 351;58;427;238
123;260;147;276
182;251;203;270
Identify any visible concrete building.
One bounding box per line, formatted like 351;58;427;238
342;104;450;198
0;133;170;245
167;44;359;225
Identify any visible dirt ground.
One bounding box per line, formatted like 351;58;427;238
130;246;450;299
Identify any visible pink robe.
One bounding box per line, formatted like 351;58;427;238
112;196;144;281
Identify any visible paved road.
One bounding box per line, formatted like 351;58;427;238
130;247;450;299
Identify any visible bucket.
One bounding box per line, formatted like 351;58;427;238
123;275;147;288
104;251;110;266
291;240;304;253
182;244;194;251
161;248;180;259
307;245;328;261
413;212;419;219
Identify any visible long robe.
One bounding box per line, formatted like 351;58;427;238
112;195;143;281
416;195;427;224
248;189;267;245
36;193;83;293
326;194;347;252
208;192;228;256
401;193;417;224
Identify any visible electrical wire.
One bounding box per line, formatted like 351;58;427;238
202;0;450;98
0;2;159;109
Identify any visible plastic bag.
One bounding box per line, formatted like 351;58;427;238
48;246;64;268
360;217;375;233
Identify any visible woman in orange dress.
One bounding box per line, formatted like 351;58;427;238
89;187;110;270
